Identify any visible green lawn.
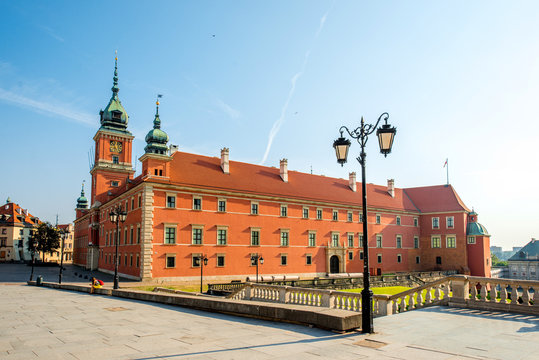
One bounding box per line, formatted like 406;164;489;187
341;286;411;296
133;284;208;292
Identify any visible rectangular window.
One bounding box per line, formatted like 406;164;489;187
431;236;441;248
111;181;119;187
193;197;202;210
303;207;309;219
332;233;339;247
376;214;381;224
130;254;133;266
124;229;128;245
359;234;364;247
468;236;476;244
446;216;454;229
124;254;128;266
359;213;364;223
217;255;225;267
316;209;322;220
414;236;419;249
436;256;442;265
306;254;312;265
396;235;402;249
377;254;382;263
416;256;420;264
397;254;402;263
348;251;353;260
192;228;203;245
347;212;353;222
446;236;456;248
138;195;142;208
376;235;382;248
131;198;134;210
360;251;364;260
332;210;338;221
112;155;119;164
396;216;401;226
251;202;259;215
105;233;109;246
217;228;228;245
348;233;354;248
166;195;176;208
164;226;176;244
308;232;316;247
280;231;289;246
137;226;141;244
280;205;288;217
218;199;226;212
130;228;134;244
251;229;260;246
192;254;201;267
165;255;175;268
281;254;287;266
414;217;418;227
432;217;439;229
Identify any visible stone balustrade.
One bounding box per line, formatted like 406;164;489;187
230;275;539;317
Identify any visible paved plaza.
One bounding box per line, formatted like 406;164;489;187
1;283;539;360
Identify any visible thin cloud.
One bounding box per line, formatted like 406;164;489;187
215;98;241;119
38;25;65;42
259;3;334;165
0;87;94;126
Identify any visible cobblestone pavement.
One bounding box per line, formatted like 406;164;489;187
1;284;539;359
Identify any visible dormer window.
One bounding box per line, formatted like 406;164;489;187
112;111;122;120
111;181;119;187
112;155;119;164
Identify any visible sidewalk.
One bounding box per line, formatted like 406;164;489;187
1;284;538;359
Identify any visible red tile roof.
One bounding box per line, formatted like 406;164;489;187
0;203;40;225
146;151;451;212
403;185;470;213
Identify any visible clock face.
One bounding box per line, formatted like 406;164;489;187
110;140;123;153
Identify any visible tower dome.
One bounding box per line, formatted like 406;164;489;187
76;183;88;209
99;55;130;133
144;98;169;155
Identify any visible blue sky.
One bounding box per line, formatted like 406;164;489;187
1;1;538;250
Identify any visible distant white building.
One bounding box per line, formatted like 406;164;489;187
507;238;539;280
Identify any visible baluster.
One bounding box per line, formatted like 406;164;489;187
489;283;497;303
392;298;398;313
471;283;478;301
533;287;539;307
400;297;406;313
522;286;530;306
329;292;336;308
434;285;441;301
480;282;487;302
417;290;424;308
511;285;518;304
409;294;416;309
500;284;507;304
425;287;432;304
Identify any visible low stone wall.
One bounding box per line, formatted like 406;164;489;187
27;281;361;331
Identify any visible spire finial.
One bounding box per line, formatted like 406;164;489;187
112;51;119;96
81;180;85;196
154;94;163;129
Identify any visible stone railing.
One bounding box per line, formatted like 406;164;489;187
230;275;539;317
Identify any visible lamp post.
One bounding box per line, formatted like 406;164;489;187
109;205;127;289
251;254;264;283
196;255;209;293
333;112;396;334
29;230;36;282
58;229;68;284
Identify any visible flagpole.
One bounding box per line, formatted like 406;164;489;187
446;158;449;186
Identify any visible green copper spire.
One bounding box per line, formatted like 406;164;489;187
144;96;169;155
99;53;131;134
76;182;88;209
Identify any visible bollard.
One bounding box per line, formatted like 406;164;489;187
36;275;43;286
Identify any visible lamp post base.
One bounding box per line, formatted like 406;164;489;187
361;288;374;333
114;275;119;290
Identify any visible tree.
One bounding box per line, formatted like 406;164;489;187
491;253;508;267
33;222;60;262
26;229;38;281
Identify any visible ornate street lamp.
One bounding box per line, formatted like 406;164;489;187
333;112;396;334
58;228;68;284
251;254;264;283
28;230;37;282
196;255;209;293
109;205;127;289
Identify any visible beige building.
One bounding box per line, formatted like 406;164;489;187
0;199;40;262
56;223;74;264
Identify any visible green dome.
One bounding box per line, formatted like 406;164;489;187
144;102;169;155
466;222;489;236
76;183;88;209
99;58;130;134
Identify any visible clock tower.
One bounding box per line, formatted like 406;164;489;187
90;57;135;206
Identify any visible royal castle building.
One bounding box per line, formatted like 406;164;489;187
73;60;492;282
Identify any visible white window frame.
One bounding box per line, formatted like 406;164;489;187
192;196;202;210
280;253;288;266
192;225;204;245
308;231;316;247
302;207;309;219
414;217;418;227
376;234;382;248
316;208;323;220
166;193;176;208
347;211;353;222
396;216;401;226
280;229;289;247
163;224;177;245
446;216;454;229
216;226;228;245
432;217;440;229
397;254;402;263
250;228;260;246
165;253;176;268
431;235;441;248
414;236;419;249
251;201;259;215
376;214;381;224
306;254;312;265
468;236;476;244
396;235;402;249
217;198;227;212
331;232;340;247
280;204;288;217
216;254;225;267
347;232;354;248
332;210;338;221
446;235;456;248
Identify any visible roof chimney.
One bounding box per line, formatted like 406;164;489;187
280;159;288;183
349;172;357;192
387;179;395;198
169;144;179;155
220;148;229;174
